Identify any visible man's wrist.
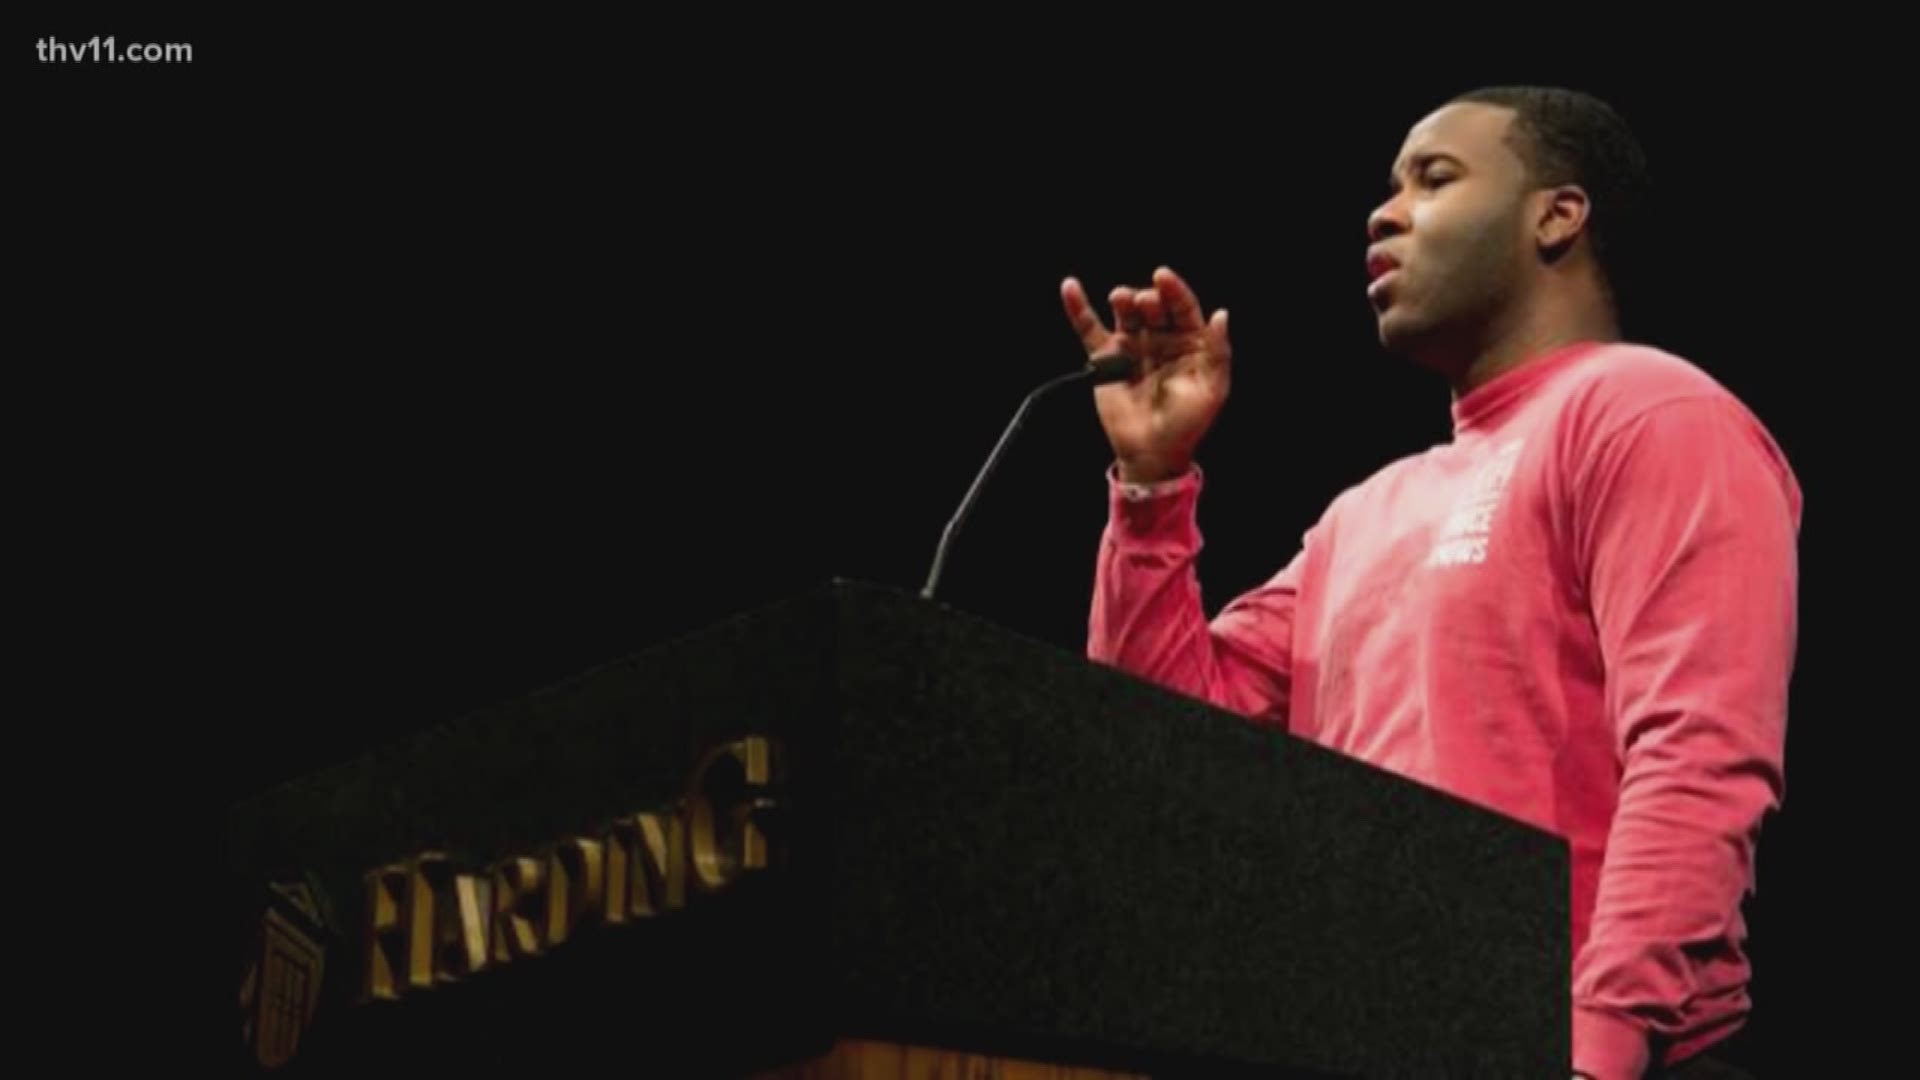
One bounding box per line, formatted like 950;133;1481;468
1115;455;1192;487
1574;1006;1651;1080
1111;464;1198;504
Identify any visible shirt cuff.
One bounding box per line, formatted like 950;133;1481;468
1573;1006;1650;1080
1105;463;1202;546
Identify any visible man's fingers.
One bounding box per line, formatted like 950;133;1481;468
1061;277;1112;353
1136;288;1170;330
1110;287;1142;333
1203;308;1232;370
1153;267;1206;330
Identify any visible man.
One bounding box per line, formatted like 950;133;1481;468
1063;87;1799;1079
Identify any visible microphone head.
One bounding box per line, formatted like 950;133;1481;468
1084;352;1139;386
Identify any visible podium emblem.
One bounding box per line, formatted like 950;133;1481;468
238;880;328;1070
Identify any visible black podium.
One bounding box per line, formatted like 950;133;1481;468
230;579;1568;1077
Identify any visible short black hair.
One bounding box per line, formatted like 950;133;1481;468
1451;86;1652;316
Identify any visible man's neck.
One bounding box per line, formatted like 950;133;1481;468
1451;300;1619;397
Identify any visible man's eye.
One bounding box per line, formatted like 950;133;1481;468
1424;172;1456;188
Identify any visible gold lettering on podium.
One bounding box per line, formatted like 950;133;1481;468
607;810;686;919
690;736;777;892
354;733;781;1003
362;857;439;1000
363;864;405;1001
490;857;546;963
441;870;491;982
545;838;605;946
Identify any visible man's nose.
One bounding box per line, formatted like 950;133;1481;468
1368;195;1408;244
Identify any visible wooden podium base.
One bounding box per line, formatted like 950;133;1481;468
749;1039;1148;1080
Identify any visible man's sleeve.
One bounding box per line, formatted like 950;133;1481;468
1088;464;1309;726
1569;395;1802;1079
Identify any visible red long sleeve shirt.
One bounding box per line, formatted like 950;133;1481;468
1088;342;1800;1078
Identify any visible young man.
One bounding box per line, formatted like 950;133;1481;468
1064;87;1799;1079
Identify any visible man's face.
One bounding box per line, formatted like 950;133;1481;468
1366;103;1537;365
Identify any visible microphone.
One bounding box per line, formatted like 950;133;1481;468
1081;352;1139;387
919;352;1139;601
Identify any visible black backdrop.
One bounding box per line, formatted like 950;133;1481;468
97;33;1881;1074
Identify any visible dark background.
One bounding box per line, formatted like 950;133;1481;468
221;62;1847;799
32;28;1888;1075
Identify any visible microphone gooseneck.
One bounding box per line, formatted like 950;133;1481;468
919;354;1139;602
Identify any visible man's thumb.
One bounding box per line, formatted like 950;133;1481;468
1207;309;1231;356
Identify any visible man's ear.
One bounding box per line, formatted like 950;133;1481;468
1537;185;1591;263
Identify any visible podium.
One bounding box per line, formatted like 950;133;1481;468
230;580;1568;1076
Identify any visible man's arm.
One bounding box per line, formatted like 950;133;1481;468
1088;464;1305;725
1570;395;1801;1079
